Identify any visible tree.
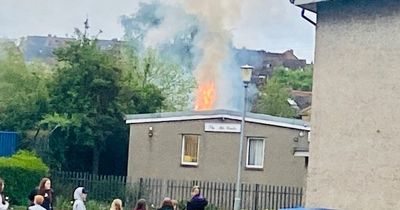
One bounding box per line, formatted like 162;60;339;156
46;28;165;174
118;47;194;112
48;33;123;174
253;79;296;118
0;41;50;132
273;66;313;91
121;2;197;111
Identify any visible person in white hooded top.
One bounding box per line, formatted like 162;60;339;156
73;187;88;210
0;178;9;210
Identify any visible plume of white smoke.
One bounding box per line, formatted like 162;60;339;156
121;1;200;71
143;4;192;48
124;0;249;111
183;0;243;109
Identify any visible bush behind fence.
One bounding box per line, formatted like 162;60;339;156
51;171;303;210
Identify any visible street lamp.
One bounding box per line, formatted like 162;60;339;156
234;64;254;210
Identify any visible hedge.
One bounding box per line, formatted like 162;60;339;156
0;150;49;205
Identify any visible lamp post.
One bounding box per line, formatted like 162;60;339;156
234;64;254;210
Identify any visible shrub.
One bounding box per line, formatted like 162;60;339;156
0;150;49;205
55;196;110;210
205;203;220;210
86;200;110;210
53;195;74;210
177;200;221;210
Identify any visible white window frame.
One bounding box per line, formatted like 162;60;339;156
246;137;265;169
181;134;200;166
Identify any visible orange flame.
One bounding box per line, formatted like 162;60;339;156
194;81;216;111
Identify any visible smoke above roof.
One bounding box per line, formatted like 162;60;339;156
121;0;253;111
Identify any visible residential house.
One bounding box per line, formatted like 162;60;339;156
291;90;312;111
298;106;311;122
292;0;400;209
126;109;310;187
290;90;312;121
234;48;307;85
18;35;121;63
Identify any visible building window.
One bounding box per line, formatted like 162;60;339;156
246;138;265;168
181;135;200;166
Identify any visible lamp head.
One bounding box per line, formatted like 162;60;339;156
241;64;254;84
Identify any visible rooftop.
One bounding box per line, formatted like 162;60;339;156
126;109;310;131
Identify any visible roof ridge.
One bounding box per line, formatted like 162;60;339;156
125;109;310;130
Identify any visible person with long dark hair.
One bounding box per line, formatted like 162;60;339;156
133;199;147;210
37;178;54;210
157;198;174;210
0;178;9;210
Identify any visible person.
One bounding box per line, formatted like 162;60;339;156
186;186;208;210
171;200;178;210
28;185;39;208
110;198;123;210
28;195;46;210
157;197;174;210
133;199;147;210
72;187;88;210
0;178;9;210
28;178;54;210
37;178;54;210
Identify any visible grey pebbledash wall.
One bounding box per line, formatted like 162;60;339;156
305;1;400;209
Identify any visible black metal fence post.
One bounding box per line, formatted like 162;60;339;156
52;171;304;209
138;177;143;200
254;184;259;210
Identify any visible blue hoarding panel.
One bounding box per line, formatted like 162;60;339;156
0;131;18;157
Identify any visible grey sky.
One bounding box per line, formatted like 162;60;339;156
0;0;315;61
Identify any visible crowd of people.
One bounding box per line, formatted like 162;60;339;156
0;177;208;210
135;186;208;210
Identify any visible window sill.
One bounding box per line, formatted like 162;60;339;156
245;166;264;171
181;162;199;167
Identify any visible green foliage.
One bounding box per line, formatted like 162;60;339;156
124;182;149;208
177;199;187;210
254;79;296;118
205;203;221;210
38;28;167;175
51;39;121;116
0;42;50;132
55;197;110;210
272;66;313;91
53;196;73;210
118;46;194;112
9;206;26;210
176;200;221;210
48;34;127;174
120;2;199;71
85;200;110;210
0;150;49;205
253;65;313;118
139;49;195;112
51;174;145;210
0;22;192;175
0;42;52;163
